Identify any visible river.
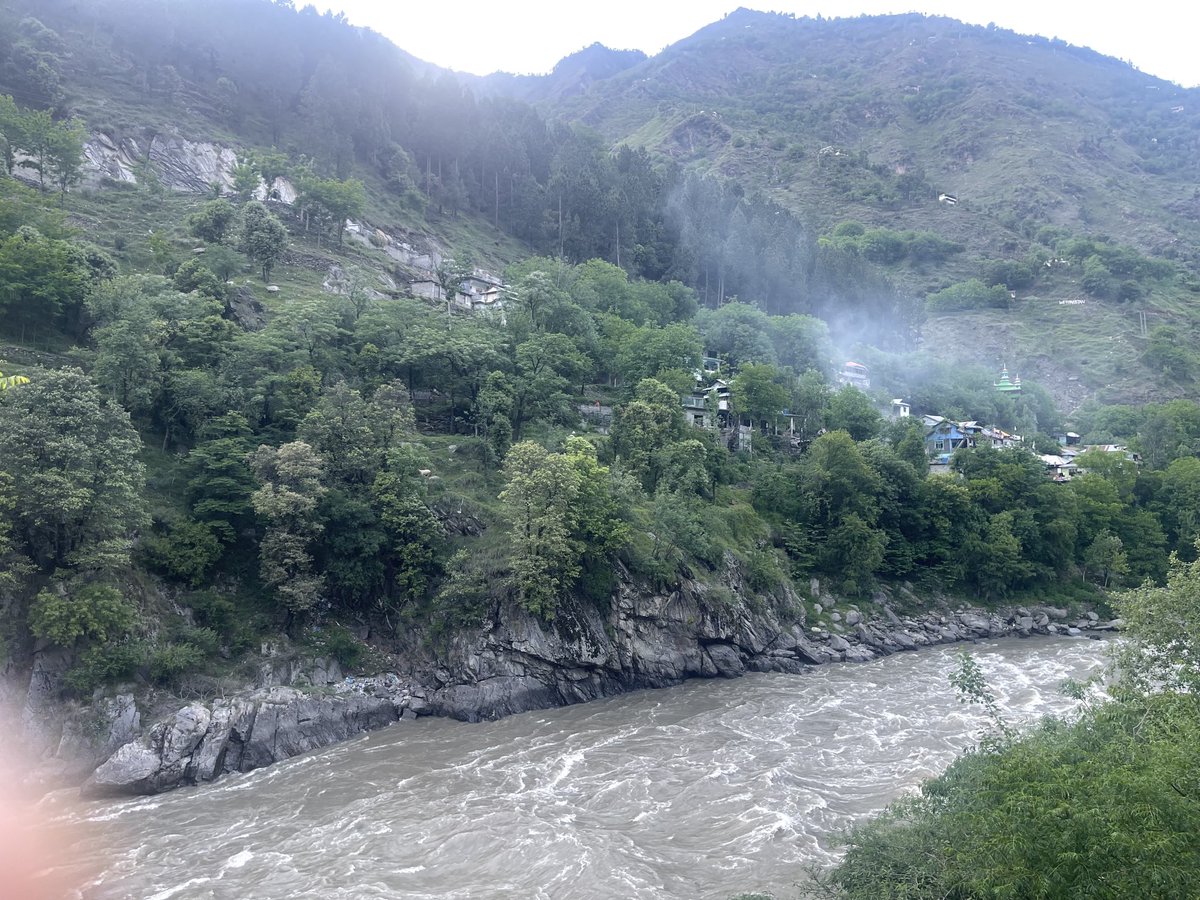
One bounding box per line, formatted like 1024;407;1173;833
46;636;1108;900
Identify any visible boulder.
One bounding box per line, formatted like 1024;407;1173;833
705;644;746;678
891;631;917;651
958;612;993;636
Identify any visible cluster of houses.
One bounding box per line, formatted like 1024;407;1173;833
924;416;1023;473
673;358;1138;479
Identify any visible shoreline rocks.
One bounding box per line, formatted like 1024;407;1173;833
70;580;1120;799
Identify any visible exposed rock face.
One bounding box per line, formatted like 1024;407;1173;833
81;133;141;186
80;679;420;799
253;175;297;205
148;135;240;193
227;285;266;330
71;566;1118;798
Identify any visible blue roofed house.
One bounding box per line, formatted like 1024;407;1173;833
923;417;977;457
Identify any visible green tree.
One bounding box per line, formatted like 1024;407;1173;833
28;583;137;647
0;226;89;341
47;116;85;203
238;200;288;281
298;175;366;245
372;451;442;611
611;378;686;490
828;549;1200;900
498;441;582;618
250;441;327;618
730;362;788;431
185;413;257;544
188;198;237;244
0;368;146;572
825;385;882;441
1083;530;1129;588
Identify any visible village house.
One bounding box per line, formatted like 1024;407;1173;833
1040;454;1079;482
836;360;870;389
923;416;976;455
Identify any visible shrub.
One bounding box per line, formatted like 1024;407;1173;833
29;584;137;647
926;278;1011;312
149;642;206;685
141;519;223;587
63;640;145;693
306;623;366;669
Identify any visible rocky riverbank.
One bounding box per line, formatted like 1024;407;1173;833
39;569;1120;799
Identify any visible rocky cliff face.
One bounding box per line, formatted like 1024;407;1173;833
71;129;296;201
34;563;1119;799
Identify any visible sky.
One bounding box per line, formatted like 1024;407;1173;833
314;1;1200;87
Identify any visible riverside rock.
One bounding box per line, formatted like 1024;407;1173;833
73;568;1116;798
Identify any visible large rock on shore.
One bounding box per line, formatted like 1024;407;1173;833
80;682;415;799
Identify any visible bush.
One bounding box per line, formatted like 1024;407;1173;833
141;519;223;587
63;640;145;693
306;623;366;669
828;694;1200;899
982;259;1035;290
926;278;1011;312
28;584;137;647
149;642;207;685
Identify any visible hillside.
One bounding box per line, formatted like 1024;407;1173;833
5;3;1200;404
540;10;1200;257
6;0;1200;796
500;10;1200;405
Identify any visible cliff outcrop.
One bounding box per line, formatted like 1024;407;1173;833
28;565;1117;799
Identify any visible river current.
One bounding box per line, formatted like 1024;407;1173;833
47;636;1108;900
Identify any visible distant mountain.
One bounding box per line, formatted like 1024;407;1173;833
513;9;1199;261
478;43;647;103
5;0;1200;405
484;9;1200;405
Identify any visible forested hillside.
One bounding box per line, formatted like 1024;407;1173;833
2;0;1200;743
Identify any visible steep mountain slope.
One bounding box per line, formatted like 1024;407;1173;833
500;11;1200;405
540;10;1200;262
6;0;1200;405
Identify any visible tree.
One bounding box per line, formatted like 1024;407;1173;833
238;200;288;281
186;413;257;544
298;175;365;245
298;382;380;485
498;441;582;618
730;363;788;431
0;226;89;341
825;385;882;441
372;451;442;611
188;198;237;244
28;583;137;647
250;441;327;618
1083;530;1129;588
611;378;685;490
47;117;85;203
0;368;146;572
511;332;586;437
1114;544;1200;696
828;548;1200;900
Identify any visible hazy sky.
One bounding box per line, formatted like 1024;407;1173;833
314;1;1200;87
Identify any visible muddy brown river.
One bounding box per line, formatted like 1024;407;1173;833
45;636;1108;899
